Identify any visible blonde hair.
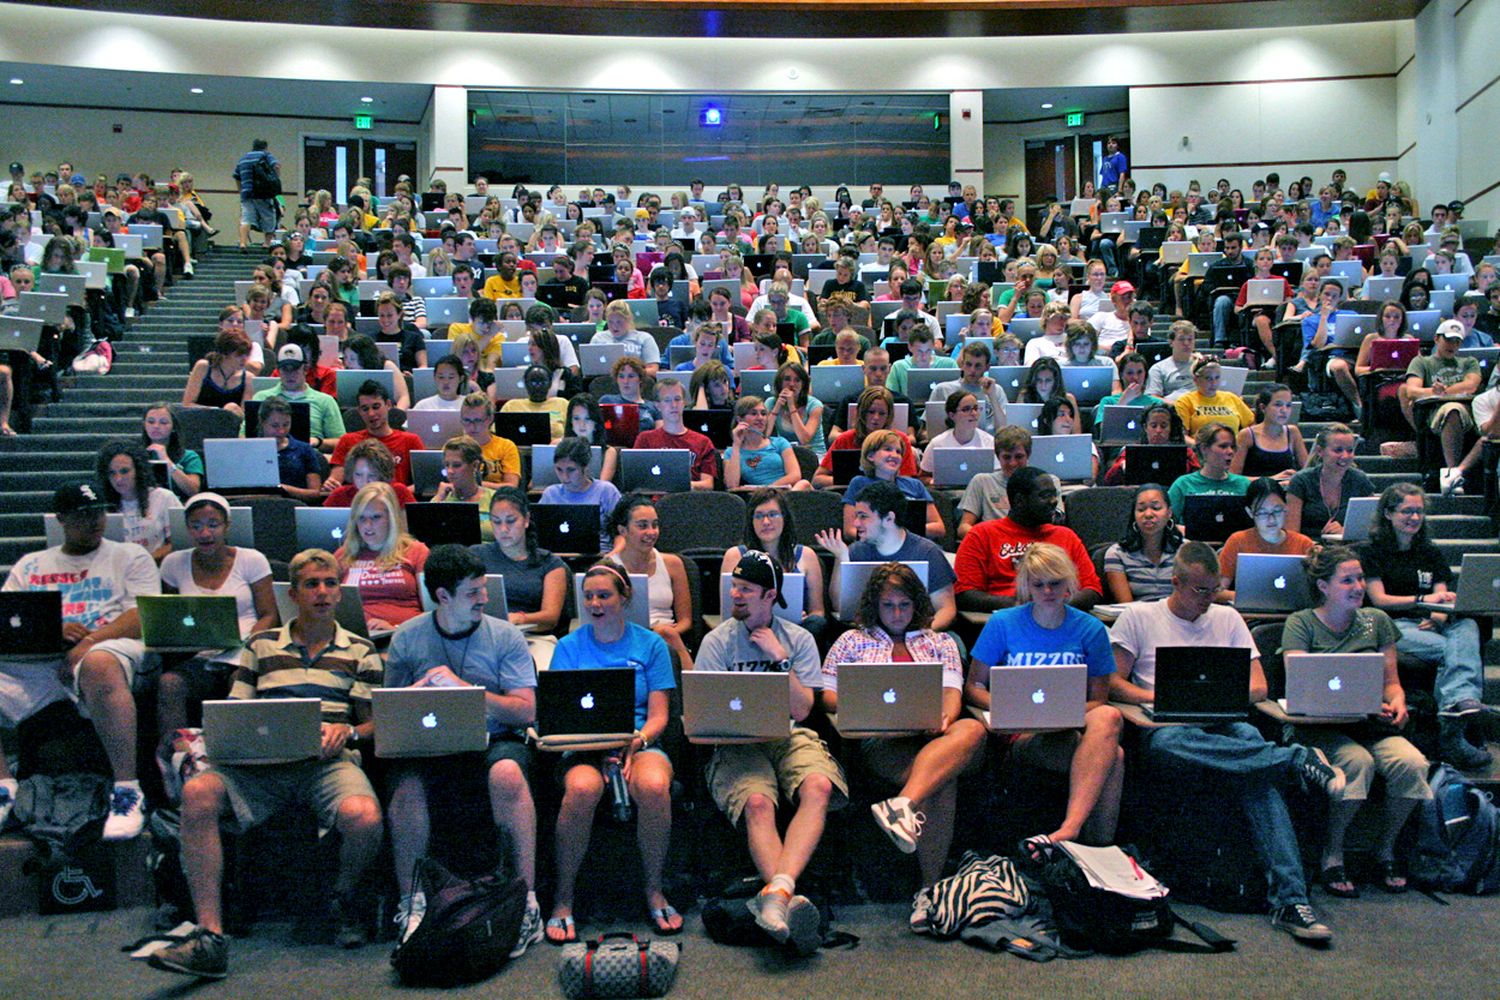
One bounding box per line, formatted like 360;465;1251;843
289;548;338;588
859;429;906;475
340;482;416;570
1013;542;1079;604
603;299;635;328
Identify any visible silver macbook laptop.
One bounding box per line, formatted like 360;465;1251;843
488;366;530;401
835;662;942;734
581;341;627;377
572;572;650;629
336;367;398;407
1029;434;1093;481
989;366;1030;397
907;368;958;405
987;664;1087;732
1332;313;1373;349
1234;553;1314;613
719;572;805;623
1061;366;1112;407
294;506;352;552
1099;405;1149;444
619;449;692;493
138;595;243;652
411;409;465;449
202;697;323;765
810;365;863;402
203;438;279;490
739;369;778;401
1363;276;1404;302
1216;366;1250;395
845;401;909;433
1157;241;1192;265
1280;653;1384;718
1005;401;1043;432
930;448;994;488
681;671;790;741
1335;496;1380;543
371;687;489;758
1415;553;1500;614
1244;278;1286;306
272;581;387;640
529;444;603;488
419;573;510;620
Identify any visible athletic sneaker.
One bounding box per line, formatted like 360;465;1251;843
747;887;791;943
329;893;368;949
1270;903;1332;942
393;890;427;943
510;900;544;958
0;779;15;831
871;796;925;854
784;895;822;956
148;927;228;979
1439;698;1485;717
102;784;145;841
1291;746;1346;797
909;887;934;935
1441;467;1464;495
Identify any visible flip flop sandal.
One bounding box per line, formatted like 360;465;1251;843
649;905;684;936
1018;834;1053;864
545;915;576;945
1320;865;1359;898
1376;860;1408;894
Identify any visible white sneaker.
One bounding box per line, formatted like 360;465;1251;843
102;783;145;840
747;887;791;943
183;261;195;277
871;796;925;854
0;778;16;831
1441;467;1464;495
124;307;136;320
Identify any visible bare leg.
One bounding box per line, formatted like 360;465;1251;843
331;795;383;896
629;752;676;924
1440;410;1466;467
387;772;429;899
743;792;784;882
1255;316;1275;357
180;774;229;933
1015;704;1123;843
75;651;137;781
1377;797;1419;860
774;775;832;882
156;670;189;744
489;757;537;889
0;365;12;431
1327;359;1360;414
551;763;604;920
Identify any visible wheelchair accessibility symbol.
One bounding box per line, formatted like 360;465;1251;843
52;866;104;905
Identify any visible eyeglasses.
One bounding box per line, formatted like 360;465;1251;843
1253;507;1286;520
1182;582;1221;598
751;510;784;522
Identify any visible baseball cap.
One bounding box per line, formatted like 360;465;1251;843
1437;320;1466;340
184;492;232;518
276;343;305;368
69;173;87;187
1111;280;1136;297
1378;172;1393;183
54;482;109;516
1448;200;1465;214
7;161;21;176
731;550;787;608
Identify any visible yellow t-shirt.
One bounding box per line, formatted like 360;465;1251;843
500;397;571;443
479;434;521;482
482;273;521;300
1174;389;1255;436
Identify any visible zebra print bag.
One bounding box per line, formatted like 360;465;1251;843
914;851;1032;937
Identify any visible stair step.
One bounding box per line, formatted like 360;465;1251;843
0;451;96;472
1425;514;1496;540
0;537;47;565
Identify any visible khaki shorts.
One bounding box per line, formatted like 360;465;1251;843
1292;726;1432;803
208;749;376;835
707;727;847;826
1428;400;1475;433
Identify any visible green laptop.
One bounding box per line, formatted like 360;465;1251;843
87;247;126;275
137;595;243;652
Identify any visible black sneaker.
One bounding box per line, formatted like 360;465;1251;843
1439;698;1485;718
148;927;228;979
1270;903;1332;942
329;893;368;949
1292;746;1346;798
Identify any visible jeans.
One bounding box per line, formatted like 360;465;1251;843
1211;295;1235;348
1092;237;1118;275
1393;615;1483;710
1145;721;1308;908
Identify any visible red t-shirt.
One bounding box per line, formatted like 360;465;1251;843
330;428;425;485
954;518;1101;599
322;481;417;508
338;542;429;626
818;427;919;478
305;363;337;397
634;427;720;484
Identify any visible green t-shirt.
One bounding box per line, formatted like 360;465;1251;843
251;384;347;442
886;355;957;397
1167;470;1251;520
1282;607;1399;655
1406;353;1479;388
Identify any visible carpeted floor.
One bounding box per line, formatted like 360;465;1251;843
6;891;1492;999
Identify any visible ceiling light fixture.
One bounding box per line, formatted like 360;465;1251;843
360;96;374;103
1041;102;1053;109
190;87;204;94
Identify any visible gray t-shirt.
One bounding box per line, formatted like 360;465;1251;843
694;615;821;690
384;612;535;734
959;471;1010;521
1146;356;1195;399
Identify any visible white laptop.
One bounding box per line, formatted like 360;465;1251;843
411;408;465;449
719;572;805;623
1243;279;1286;306
1334;496;1380;543
489;366;530;401
581;341;627;377
573;572;650;629
202;698;323;764
845;401;909;433
1029;433;1093;481
371;687;489;758
837;561;928;619
44;512;126;547
1332;314;1372;349
1280;653;1384;718
986;664;1087;732
681;672;790;741
1415;554;1500;614
1216;366;1250;395
418;573;511;621
271;581;389;640
834;662;943;735
929;447;994;488
203;437;279;490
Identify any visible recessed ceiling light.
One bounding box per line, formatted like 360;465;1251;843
8;78;22;85
360;96;374;103
190;87;204;94
1041;102;1053;109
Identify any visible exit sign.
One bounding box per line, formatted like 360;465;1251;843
1066;111;1084;128
353;114;373;130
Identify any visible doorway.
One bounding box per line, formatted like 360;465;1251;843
1024;137;1077;231
303;137;418;202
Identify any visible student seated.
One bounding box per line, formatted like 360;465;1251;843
372;291;427;371
473;488;568;670
955;467;1100;612
539;437;620;552
818;479;957;632
591;300;662;377
183;330;253;418
1174;358;1254;437
1109;542;1345;943
1231;384;1307;483
633;377;719;490
1144;320;1199;402
1216;477;1316;601
598;355;661;435
383;544;544;955
338;334;411;412
322;439;417;508
325;379;424;492
956;424;1032;538
560;393;621;485
769;362;826;458
335;482;430;631
606;494;696;670
919;389;994;482
840;430;943;542
547;562;679;943
886;324;956;399
722;488;828;639
1037;396;1098;486
815;385;918;488
693;551;846;953
1284;545;1431;897
97;438;182;564
1103;483;1184;603
141;403;205;496
1399;320;1482;494
409;353;471;411
1167;422;1251;522
0;484;159;840
1285;423;1372;538
147;549;385;979
432;435;495;539
964;543;1124;855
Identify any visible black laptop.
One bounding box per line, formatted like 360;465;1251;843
902;498;928;536
536;668;637;738
534;285;572;313
0;592;64;656
684;408;732;449
1123;445;1189;487
1182;493;1252;544
743;254;776;278
531;503;601;555
831;448;862;486
494;411;553;447
1133;339;1172;369
404;502;482;547
1144;647;1250;723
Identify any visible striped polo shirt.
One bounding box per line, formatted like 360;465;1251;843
229;622;382;725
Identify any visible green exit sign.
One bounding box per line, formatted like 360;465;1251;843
353;114;373;130
1066;111;1084;128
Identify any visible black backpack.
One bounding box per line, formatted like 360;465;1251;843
389;857;527;987
701;874;857;953
248;154;281;200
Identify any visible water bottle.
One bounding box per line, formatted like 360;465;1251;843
604;754;633;822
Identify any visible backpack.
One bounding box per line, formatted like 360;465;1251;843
248;154;281;200
1298;389;1351;423
389;857;528;986
1032;842;1235;955
1142;794;1270;914
700;874;856;953
1410;763;1500;895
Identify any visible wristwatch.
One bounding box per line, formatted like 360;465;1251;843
776;658;792;674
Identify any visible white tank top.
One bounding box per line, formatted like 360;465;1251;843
646;553;675;626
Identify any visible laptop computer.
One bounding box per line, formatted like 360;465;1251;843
1243;279;1286;307
572;570;650;627
1406;310;1442;342
294;506;352;552
0;314;44;354
1433;273;1471;297
371;687;489;758
619;449;692;493
33;272;86;306
810;364;864;403
410;409;465;449
681;671;790;741
1234;553;1314;613
1007;318;1042;342
1185;253;1220;277
829;448;862;486
986;664;1087;732
17;291;67;325
683;409;732;449
837;561;929;619
489;366;530;402
1337;496;1380;543
1099;406;1148;445
1332;314;1373;349
989;365;1030;397
201;697;323;764
835;662;943;735
529;444;603;487
495;411;553;447
1061;366;1112;407
1362;276;1404;301
600;402;640;448
1029;434;1093;481
138;595;243;652
1280;653;1384;718
0;592;64;657
1367;338;1420;371
1157;241;1192;265
406;502;482;547
271;581;388;640
1415;553;1500;614
336;367;397;407
409;450;445;498
738;369;778;401
532;504;602;555
167;506;254;551
929;448;994;489
582;342;627;378
535;668;637;739
1143;647;1250;723
719;572;805;623
1182;493;1252;544
203;437;279;490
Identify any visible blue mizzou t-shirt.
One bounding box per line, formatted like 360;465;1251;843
971;604;1114;685
551;621;676;730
